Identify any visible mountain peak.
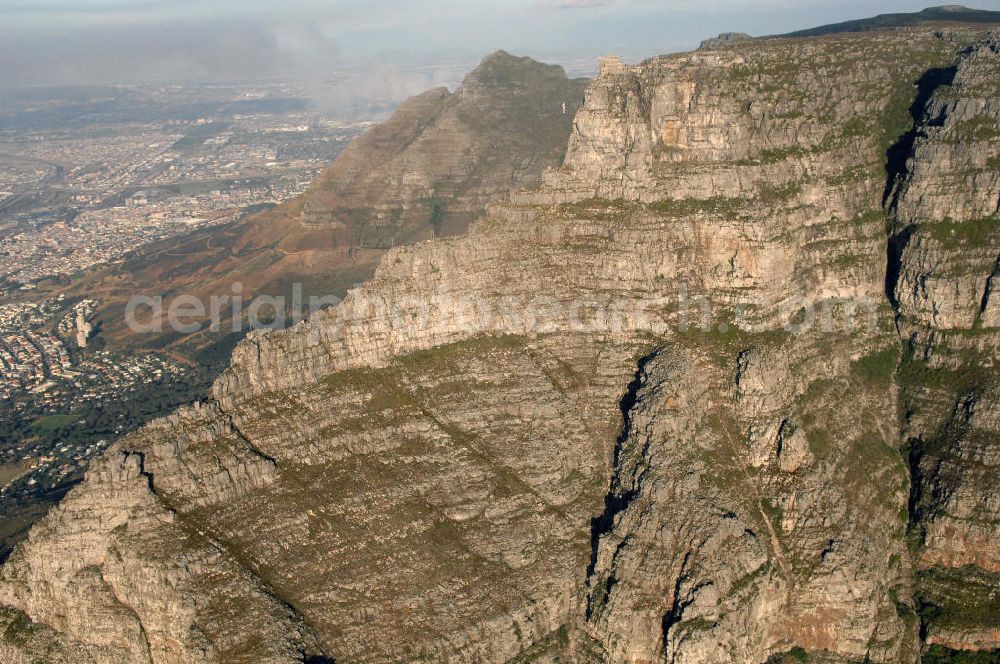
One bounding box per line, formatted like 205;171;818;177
461;50;572;90
482;48;516;62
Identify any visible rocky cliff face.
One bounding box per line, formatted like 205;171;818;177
2;27;999;664
887;32;1000;653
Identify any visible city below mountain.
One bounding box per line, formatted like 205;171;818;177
62;51;589;354
1;5;1000;664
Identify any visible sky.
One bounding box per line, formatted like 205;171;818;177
2;0;999;111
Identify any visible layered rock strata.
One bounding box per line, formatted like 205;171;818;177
2;26;999;663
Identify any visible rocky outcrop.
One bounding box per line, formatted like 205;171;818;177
699;32;752;50
2;25;1000;664
0;446;317;663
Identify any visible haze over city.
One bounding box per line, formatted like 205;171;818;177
4;0;994;110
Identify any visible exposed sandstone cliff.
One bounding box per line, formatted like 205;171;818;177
2;26;999;664
887;32;1000;653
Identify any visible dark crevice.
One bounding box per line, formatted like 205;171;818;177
129;450;156;495
905;434;929;541
597;535;633;619
585;348;659;620
661;551;692;655
775;419;791;460
126;450;180;516
880;58;963;654
882;65;957;212
661;553;713;660
977;256;1000;320
882;61;957;546
211;399;279;466
885;225;916;310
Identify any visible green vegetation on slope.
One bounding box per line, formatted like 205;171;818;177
917;566;1000;631
923;645;1000;664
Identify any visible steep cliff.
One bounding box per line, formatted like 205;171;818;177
886;32;1000;653
2;26;999;664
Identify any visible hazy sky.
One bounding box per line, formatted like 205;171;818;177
2;1;998;108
